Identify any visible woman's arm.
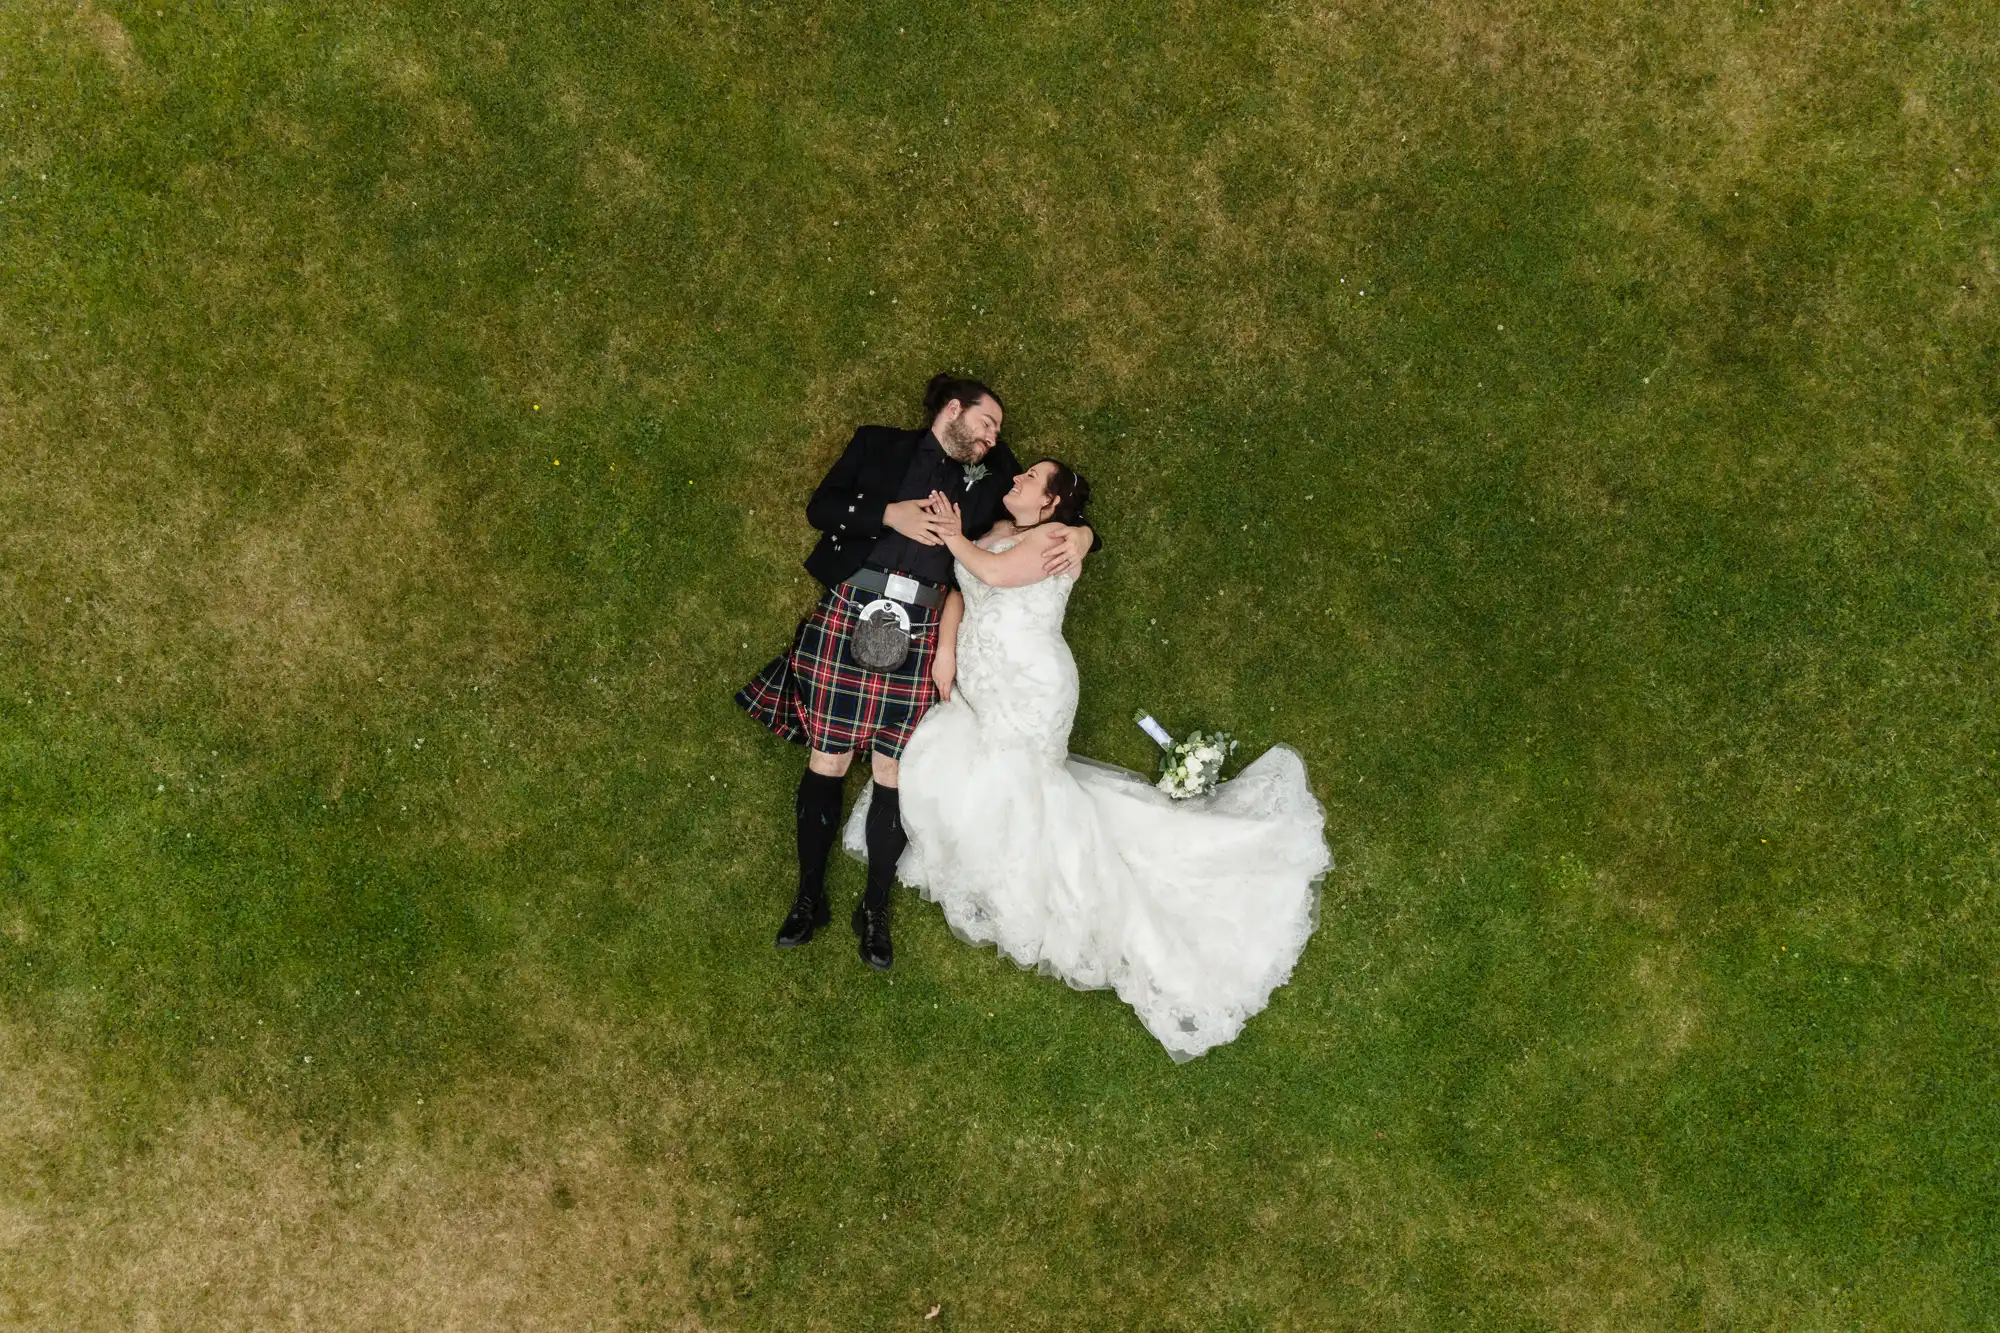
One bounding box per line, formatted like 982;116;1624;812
941;525;1059;588
931;590;963;702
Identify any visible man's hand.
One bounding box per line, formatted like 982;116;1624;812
1039;523;1093;578
884;498;947;546
931;647;956;702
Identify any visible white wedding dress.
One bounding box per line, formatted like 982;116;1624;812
844;539;1331;1061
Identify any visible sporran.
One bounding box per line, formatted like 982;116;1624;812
849;598;914;670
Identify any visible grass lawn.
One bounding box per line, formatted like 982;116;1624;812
3;0;1996;1326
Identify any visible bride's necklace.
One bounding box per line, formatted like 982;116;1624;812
985;517;1039;550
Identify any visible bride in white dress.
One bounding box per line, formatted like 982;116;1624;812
845;460;1331;1061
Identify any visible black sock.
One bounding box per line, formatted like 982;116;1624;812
794;768;845;905
863;784;906;913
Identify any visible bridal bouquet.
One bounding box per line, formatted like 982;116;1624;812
1134;711;1237;800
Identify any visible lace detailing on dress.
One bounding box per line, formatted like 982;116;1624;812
843;555;1330;1061
951;550;1077;763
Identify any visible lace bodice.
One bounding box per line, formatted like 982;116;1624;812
951;540;1078;760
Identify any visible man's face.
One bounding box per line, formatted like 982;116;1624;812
936;395;1002;464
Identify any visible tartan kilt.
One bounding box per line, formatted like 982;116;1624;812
735;583;942;760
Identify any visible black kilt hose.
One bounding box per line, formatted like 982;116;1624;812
736;582;943;760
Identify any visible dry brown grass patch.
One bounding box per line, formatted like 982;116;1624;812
200;435;458;706
0;1018;735;1331
1275;0;1982;218
70;1;136;77
0;351;536;734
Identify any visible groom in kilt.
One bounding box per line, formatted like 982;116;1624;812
737;373;1094;969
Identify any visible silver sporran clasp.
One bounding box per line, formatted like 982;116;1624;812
849;597;914;670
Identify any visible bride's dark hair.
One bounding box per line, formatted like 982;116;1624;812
1036;459;1091;526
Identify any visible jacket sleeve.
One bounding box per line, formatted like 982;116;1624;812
805;428;890;540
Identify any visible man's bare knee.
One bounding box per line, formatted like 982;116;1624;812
809;749;854;777
871;752;900;788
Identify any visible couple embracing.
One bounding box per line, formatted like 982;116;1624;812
737;374;1329;1060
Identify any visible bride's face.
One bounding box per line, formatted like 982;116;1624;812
1004;461;1058;525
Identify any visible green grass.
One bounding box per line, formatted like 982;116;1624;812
3;0;1997;1326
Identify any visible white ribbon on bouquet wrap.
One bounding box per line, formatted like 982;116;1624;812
1134;712;1175;750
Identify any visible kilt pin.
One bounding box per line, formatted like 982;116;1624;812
736;583;943;760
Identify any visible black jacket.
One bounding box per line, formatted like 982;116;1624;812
803;425;1020;589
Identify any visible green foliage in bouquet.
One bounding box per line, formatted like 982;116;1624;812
1158;729;1237;799
1135;710;1239;799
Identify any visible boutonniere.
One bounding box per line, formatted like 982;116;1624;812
960;463;989;491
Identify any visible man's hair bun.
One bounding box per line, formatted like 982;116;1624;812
923;372;1002;424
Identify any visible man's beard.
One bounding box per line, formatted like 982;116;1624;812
938;416;984;463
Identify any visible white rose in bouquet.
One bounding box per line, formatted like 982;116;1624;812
1134;713;1240;800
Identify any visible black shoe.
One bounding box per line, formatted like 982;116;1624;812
775;893;831;948
852;902;893;971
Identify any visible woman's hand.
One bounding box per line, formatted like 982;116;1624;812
931;645;956;702
926;495;967;546
884;498;948;545
1038;523;1093;577
932;588;964;701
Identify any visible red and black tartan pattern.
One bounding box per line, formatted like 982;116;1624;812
736;584;941;759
